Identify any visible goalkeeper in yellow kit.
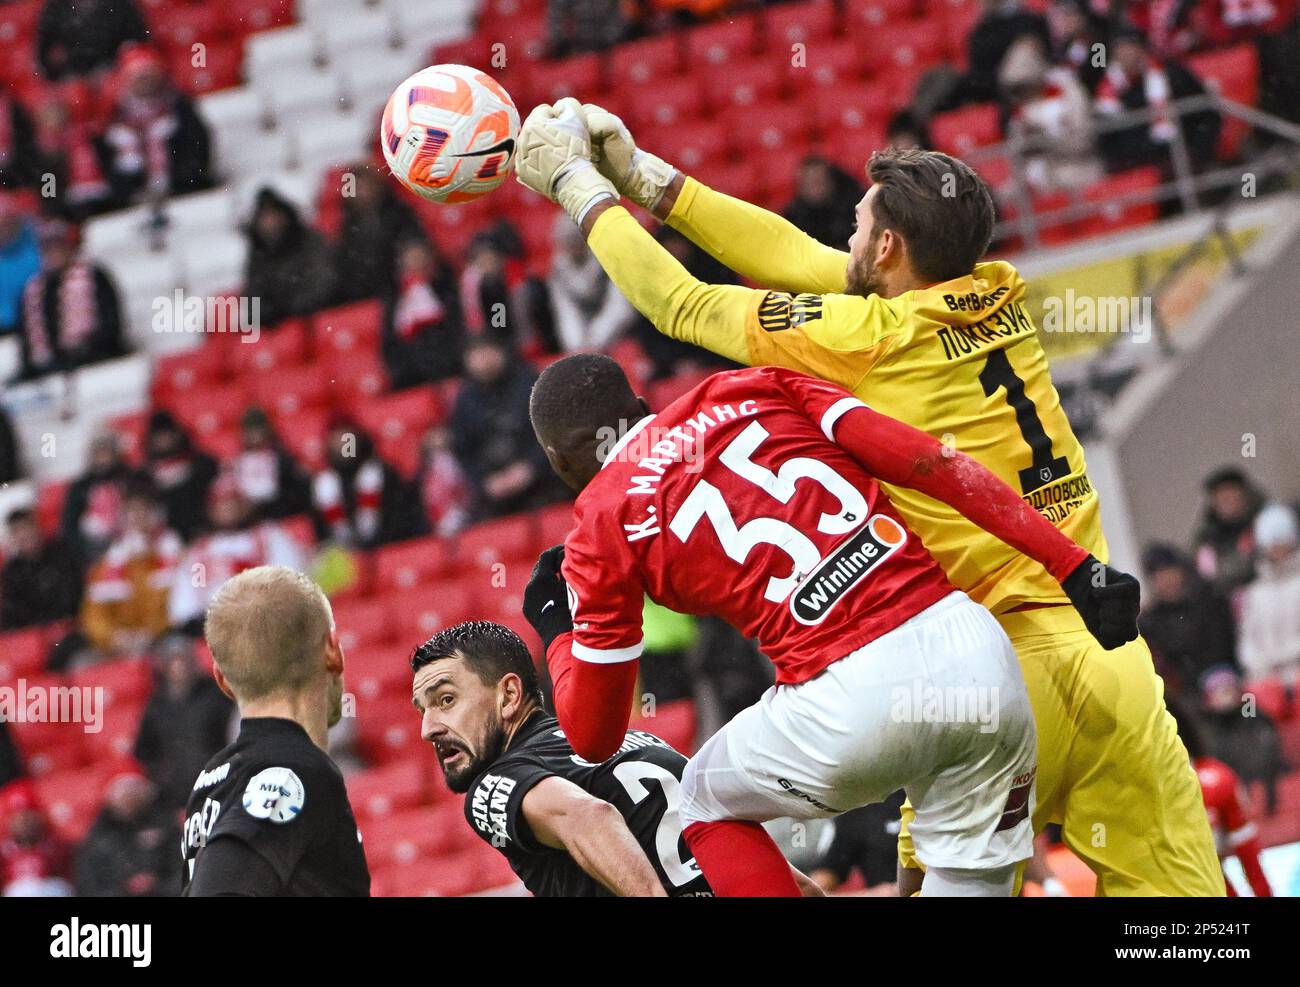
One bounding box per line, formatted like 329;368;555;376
511;98;1223;895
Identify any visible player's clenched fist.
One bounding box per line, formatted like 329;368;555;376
523;544;573;650
514;98;616;224
1060;555;1141;650
581;103;677;211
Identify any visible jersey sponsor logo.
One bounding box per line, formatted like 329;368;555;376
788;514;906;625
941;285;1009;313
757;292;824;332
777;778;842;814
242;767;306;824
470;773;516;847
192;762;230;791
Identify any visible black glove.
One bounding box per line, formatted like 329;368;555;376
523;544;572;651
1060;554;1141;650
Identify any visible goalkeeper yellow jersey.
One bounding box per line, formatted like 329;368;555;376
587;179;1108;614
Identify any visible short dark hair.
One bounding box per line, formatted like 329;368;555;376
411;620;543;706
865;147;995;283
529;353;640;443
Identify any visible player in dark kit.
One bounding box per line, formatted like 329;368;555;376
182;565;369;896
410;620;722;896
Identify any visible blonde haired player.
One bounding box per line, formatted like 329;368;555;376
511;98;1222;896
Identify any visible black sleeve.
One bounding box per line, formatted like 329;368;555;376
202;763;322;889
187;835;284;897
464;759;554;854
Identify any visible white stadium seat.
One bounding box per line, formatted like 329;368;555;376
289;111;377;187
245;25;322;86
257;67;349;128
81;205;156;261
236;170;320;223
215;125;295;183
315;9;397;61
181;230;248;300
165;189;237;240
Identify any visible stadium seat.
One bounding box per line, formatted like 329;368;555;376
352;388;442;477
692;157;766;203
35;481;69;538
34;764;111;842
634;75;706;130
373;535;456;592
0;626;50;682
849;0;922;28
346;643;416;701
151;344;228;400
71;657;154;707
1187;44;1259;159
713;57;787;111
608;34;682;90
765;0;839;47
346;758;430;821
455;514;541;569
1245;677;1293;723
8;675;87;776
333;596;399;651
525;53;604;105
250;361;331;417
273;405;331;473
168;39;244;97
354;690;425;764
727;100;813;155
162;380;251;447
930;102;1002;157
532;502;575;554
630;698;698;755
314;299;384;348
684;16;761;68
220;0;295;35
390;580;479;642
869;19;950;73
324;346;389;411
1079;167;1162;238
785;35;869;92
642;119;730;172
81;696;148;764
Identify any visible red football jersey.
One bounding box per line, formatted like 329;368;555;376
561;367;954;685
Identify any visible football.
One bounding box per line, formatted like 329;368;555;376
380;63;520;204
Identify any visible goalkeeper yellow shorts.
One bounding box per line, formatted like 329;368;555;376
897;604;1225;897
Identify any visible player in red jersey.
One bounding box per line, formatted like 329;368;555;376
522;354;1140;896
1169;701;1273;896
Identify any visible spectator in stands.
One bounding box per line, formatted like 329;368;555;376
633;227;739;381
167;472;304;633
0;779;73;896
0;95;39;191
311;420;425;548
546;215;638;352
37;0;150;82
1046;0;1107;92
143;410;216;540
1095;27;1222;176
134;635;235;813
1237;502;1300;685
782;156;864;251
459;226;554;353
417;424;470;538
885;110;932;150
334;164;428;305
382;238;463;389
60;430;139;564
0;193;42;338
79;478;181;657
450;335;562;519
1;507;83;631
74;761;181;897
810;789;907;894
1194;466;1266;596
229;407;312;522
965;0;1053;103
98;44;212;207
546;0;633;56
243;187;336;329
15;219;124;381
999;35;1102;192
1198;666;1284;813
1140;543;1239;700
28;91;115;220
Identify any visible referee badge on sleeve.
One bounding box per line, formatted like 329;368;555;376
243;767;306;824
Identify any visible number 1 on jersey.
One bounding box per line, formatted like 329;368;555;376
978;348;1071;494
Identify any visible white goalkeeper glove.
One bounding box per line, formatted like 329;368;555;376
582;103;677;212
514;97;617;225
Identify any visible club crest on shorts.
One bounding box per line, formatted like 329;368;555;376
243;767;306;824
789;514;907;625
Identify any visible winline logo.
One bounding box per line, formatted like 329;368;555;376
789;514;906;625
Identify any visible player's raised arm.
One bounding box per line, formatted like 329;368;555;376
520;776;668;897
788;376;1140;650
522;545;641;763
583;104;849;295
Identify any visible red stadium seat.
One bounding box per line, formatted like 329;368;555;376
70;657;154;706
1078;167;1161;238
870;19;950;73
1245;678;1293;723
147;3;227;49
34;763;111;841
1187;44;1259;159
106;410;151;465
692;157;766;203
226;318;309;375
0;626;50;681
643;119;730;171
630;698;698;755
274;406;331;473
346;758;431;821
809;82;891;138
608;34;682;90
765;0;839;47
325;348;388;412
785;36;869;91
345;643;416;702
634;75;706;130
532;502;574;554
354;690;425;764
8;675;87;776
220;0;295;35
0;0;41;50
82;695;147;763
685;16;761;68
251;361;330;417
712;57;787;111
168;39;243;96
35;480;69;538
358;804;465;868
353;388;442;478
162;381;250;448
152;342;229;398
373;535;456;592
314;300;384;350
930;102;1002;157
333;596;398;652
849;0;922;29
390;580;478;642
525;53;604;105
455;514;540;569
727;100;813;156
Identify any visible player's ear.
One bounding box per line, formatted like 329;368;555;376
211;663;236;702
324;628;345;675
499;673;523;719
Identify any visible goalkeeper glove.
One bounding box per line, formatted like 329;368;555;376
514;98;617;225
582;103;677;212
522;545;573;651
